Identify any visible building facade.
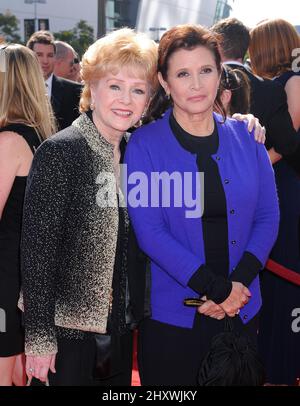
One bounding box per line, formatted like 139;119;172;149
0;0;97;42
213;0;232;24
105;0;140;31
136;0;232;41
0;0;140;42
0;0;232;43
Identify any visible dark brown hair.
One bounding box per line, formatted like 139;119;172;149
26;30;56;54
145;24;226;123
220;65;251;116
211;18;250;61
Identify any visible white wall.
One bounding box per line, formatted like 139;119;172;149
137;0;218;39
1;0;220;43
0;0;98;40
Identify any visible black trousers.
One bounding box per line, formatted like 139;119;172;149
138;313;259;386
48;330;133;386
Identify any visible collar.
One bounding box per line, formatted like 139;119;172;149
223;61;245;67
72;112;115;155
169;111;218;155
72;112;128;206
161;108;227;161
224;61;265;80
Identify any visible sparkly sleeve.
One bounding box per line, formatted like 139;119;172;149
21;139;71;356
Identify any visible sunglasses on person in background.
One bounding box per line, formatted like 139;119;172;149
69;58;80;67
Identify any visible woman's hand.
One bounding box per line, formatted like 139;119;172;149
197;300;226;320
26;354;56;383
232;113;266;144
219;281;251;317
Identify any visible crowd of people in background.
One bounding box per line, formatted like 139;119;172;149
0;16;300;387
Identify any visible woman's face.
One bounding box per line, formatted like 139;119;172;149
159;46;220;118
90;66;151;137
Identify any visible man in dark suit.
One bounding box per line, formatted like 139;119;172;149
50;74;82;131
27;31;82;131
211;18;300;172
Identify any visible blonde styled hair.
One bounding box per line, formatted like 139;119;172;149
0;44;56;140
80;28;158;112
249;19;300;79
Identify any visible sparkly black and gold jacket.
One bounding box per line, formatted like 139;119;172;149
21;113;149;356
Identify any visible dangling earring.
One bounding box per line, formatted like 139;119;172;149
165;92;170;100
90;101;95;111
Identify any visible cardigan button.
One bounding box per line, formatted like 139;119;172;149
216;156;221;161
224;179;229;184
243;315;248;320
230;209;235;214
231;240;236;245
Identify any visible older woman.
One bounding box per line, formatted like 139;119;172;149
249;19;300;385
125;24;279;385
21;28;157;386
0;44;55;386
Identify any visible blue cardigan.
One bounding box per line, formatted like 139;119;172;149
124;109;279;328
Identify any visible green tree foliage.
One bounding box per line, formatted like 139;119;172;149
54;20;94;57
0;11;21;43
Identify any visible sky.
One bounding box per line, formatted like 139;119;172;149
229;0;299;27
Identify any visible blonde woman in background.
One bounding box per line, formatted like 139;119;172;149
0;44;55;386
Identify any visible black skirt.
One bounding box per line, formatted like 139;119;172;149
138;313;258;386
48;330;133;386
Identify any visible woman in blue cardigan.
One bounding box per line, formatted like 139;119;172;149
125;24;280;385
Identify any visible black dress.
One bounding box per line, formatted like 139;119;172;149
0;124;41;357
138;114;259;386
258;71;300;385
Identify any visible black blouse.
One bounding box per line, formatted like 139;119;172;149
169;113;261;303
